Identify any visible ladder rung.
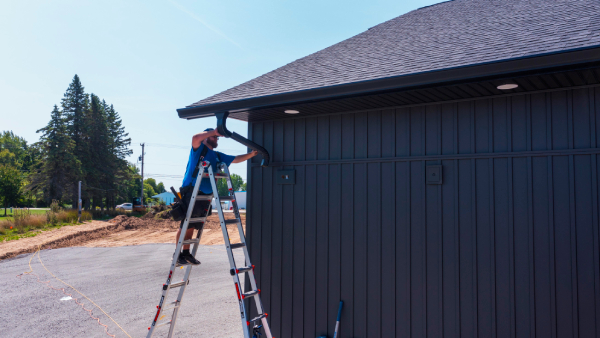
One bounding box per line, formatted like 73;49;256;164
155;320;172;328
189;217;206;223
182;239;199;245
195;195;213;201
219;196;235;201
250;314;268;322
202;172;228;178
169;281;187;289
243;290;260;298
163;301;181;312
230;243;246;250
224;219;239;225
236;266;253;274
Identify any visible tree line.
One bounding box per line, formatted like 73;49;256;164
0;75;166;212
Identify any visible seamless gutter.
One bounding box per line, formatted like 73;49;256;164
177;45;600;120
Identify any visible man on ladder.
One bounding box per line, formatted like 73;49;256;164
147;116;273;338
176;127;257;265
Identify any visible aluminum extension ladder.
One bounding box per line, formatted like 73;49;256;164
146;160;273;338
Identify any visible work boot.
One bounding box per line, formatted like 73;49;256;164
181;251;201;265
177;254;189;265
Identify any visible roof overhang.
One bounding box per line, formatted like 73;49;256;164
177;46;600;120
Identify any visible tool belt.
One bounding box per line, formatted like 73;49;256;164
169;144;212;222
169;186;212;221
169;194;187;221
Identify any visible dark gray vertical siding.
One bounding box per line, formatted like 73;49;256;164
292;119;305;335
381;109;396;337
280;120;294;338
328;114;342;337
246;87;600;337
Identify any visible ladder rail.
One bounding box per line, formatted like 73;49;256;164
221;164;273;338
167;228;204;337
147;160;209;338
148;160;272;338
208;165;252;338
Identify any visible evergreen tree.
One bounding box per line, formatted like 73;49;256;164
30;75;134;210
61;75;88;207
84;94;110;210
106;103;132;160
156;182;166;193
104;103;132;208
31;105;81;202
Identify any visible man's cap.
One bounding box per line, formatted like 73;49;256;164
204;128;214;132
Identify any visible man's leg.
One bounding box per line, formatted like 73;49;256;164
177;225;201;265
175;224;198;265
175;228;195;250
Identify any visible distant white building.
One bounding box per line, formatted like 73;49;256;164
211;191;247;210
235;191;247;209
152;192;175;205
153;190;245;210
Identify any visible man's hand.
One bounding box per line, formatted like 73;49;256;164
232;150;260;163
192;128;221;150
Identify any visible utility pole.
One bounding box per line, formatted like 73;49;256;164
140;143;145;208
78;181;82;222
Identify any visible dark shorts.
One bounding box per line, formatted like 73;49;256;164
179;187;212;230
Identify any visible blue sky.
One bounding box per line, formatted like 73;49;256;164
1;0;443;190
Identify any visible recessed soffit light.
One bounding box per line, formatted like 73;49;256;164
497;83;519;90
284;110;300;114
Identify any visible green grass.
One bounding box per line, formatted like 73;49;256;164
0;222;82;242
0;209;48;222
0;208;92;243
0;207;147;243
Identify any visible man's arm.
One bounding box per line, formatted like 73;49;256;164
191;129;221;150
232;150;258;163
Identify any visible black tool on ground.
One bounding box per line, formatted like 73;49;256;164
215;112;270;167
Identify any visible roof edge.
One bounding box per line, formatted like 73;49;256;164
177;46;600;120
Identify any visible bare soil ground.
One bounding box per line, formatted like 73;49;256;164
0;213;244;260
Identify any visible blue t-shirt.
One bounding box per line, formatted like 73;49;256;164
181;144;235;194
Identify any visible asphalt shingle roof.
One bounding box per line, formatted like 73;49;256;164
190;0;600;107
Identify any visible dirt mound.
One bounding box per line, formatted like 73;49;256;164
110;215;178;230
0;221;115;260
143;204;174;220
0;213;246;259
83;213;245;247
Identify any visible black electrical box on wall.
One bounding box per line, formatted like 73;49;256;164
426;165;442;185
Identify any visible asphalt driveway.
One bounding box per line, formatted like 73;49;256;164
0;244;246;338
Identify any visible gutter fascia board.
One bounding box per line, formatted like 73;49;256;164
177;45;600;120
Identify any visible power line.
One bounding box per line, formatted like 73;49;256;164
145;174;184;178
130;141;246;153
143;163;183;166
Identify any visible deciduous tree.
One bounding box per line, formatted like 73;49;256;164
216;173;244;196
0;164;23;215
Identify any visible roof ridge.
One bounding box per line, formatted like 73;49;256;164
414;0;455;12
188;0;600;108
